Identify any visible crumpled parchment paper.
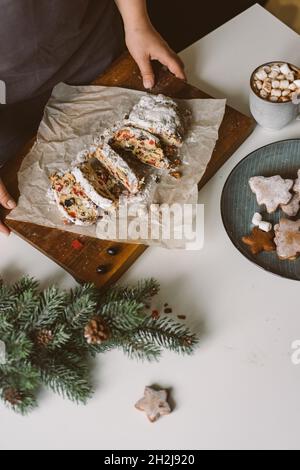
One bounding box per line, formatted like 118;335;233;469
8;83;226;248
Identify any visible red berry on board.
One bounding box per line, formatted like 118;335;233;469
71;239;84;250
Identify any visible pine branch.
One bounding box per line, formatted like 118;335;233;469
0;283;14;316
133;317;199;355
39;359;92;404
0;362;40;414
0;314;13;334
64;284;97;328
101;278;160;306
34;286;67;328
119;336;162;362
11;277;40;328
86;339;117;357
47;325;71;350
100;299;146;331
1;390;38;415
0;276;199;415
12;277;39;296
2;332;33;364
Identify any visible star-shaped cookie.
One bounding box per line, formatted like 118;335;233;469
249;175;293;213
242;227;276;255
293;170;300;195
281;192;300;217
274;218;300;260
135;387;171;423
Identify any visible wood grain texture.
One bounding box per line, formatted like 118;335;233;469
2;53;255;289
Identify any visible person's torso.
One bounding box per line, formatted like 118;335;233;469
0;0;123;103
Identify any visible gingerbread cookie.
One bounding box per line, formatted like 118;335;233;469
242;227;276;255
281;192;300;217
135;386;171;423
249;175;293;213
274;218;300;260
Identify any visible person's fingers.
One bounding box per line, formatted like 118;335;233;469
136;55;155;89
0;221;10;237
158;50;187;81
0;178;16;210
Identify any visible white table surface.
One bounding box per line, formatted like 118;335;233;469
1;4;300;451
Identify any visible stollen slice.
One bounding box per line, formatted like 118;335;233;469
94;143;144;195
72;158;122;209
49;172;98;226
109;125;169;170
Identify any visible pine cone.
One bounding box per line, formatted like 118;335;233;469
4;388;23;406
84;317;110;345
36;329;53;346
150;286;159;297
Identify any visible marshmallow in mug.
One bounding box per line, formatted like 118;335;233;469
253;62;300;103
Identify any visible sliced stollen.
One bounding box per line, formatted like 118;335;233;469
94;143;144;194
249;175;293;214
72;158;122;209
109;125;170;170
126;94;184;147
49;172;98;226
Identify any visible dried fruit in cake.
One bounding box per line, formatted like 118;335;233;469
109;126;170;170
126;94;183;147
249;175;293;213
49;172;98;225
94;143;144;195
242;227;276;255
72;158;122;209
274;218;300;260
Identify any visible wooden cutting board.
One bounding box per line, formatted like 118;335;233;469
2;53;255;288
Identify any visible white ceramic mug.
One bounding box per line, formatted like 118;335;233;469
249;62;300;130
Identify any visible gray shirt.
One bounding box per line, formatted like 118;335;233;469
0;0;123;164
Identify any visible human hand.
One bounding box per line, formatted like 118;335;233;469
0;178;16;236
125;24;186;89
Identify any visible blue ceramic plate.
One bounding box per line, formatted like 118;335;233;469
221;139;300;281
